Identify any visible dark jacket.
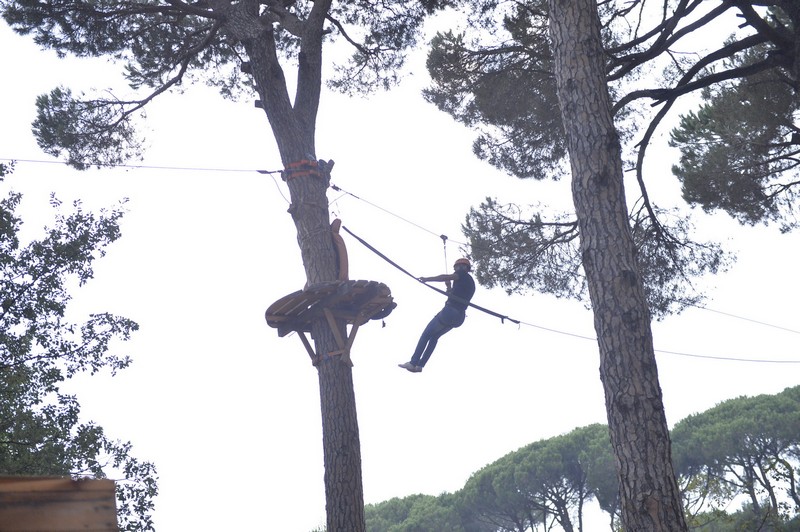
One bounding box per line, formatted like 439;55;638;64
446;271;476;312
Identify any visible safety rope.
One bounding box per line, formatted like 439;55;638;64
341;225;520;325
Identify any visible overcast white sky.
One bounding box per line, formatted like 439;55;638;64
1;17;799;531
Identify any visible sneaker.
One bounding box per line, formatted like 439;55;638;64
398;362;421;373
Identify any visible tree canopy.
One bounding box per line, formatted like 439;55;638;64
364;386;800;531
458;424;615;532
425;0;798;316
364;493;480;532
670;22;800;232
1;0;453;168
0;166;158;530
671;385;800;526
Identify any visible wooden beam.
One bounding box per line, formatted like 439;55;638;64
297;331;318;365
323;307;354;366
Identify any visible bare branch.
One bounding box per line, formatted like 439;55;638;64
613;33;770;112
326;14;369;56
607;0;730;80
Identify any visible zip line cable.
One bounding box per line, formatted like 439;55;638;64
0;157;283;174
268;172;291;204
331;183;465;245
330;183;800;342
7;156;799;349
341;224;800;364
652;348;800;364
687;303;800;335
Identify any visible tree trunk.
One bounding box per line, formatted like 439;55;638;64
547;1;688;530
556;502;574;532
243;20;367;532
315;324;366;531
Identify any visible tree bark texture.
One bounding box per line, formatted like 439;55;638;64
237;6;367;530
547;1;688;530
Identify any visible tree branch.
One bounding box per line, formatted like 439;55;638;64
325;14;369;56
91;18;224;133
258;0;305;36
295;0;332;133
613;33;771;112
607;0;730;81
164;0;221;19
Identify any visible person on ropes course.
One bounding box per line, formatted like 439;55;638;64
399;258;476;373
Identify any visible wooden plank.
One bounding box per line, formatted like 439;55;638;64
317;282;359;311
265;289;305;313
277;320;311;337
341;283;380;313
297;331;318;365
0;477;117;531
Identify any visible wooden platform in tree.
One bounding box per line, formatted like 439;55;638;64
265;280;396;366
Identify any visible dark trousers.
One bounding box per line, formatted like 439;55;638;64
410;304;466;368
